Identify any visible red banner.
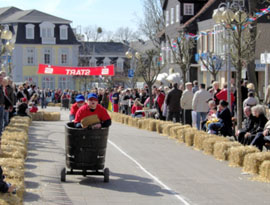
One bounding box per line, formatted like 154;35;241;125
38;64;114;76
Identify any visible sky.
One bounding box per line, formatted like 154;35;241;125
0;0;144;32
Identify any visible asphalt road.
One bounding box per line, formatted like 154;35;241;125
23;107;270;205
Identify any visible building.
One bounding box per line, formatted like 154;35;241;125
0;6;79;89
78;42;130;90
161;0;208;82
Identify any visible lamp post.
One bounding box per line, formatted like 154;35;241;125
125;49;140;88
0;26;14;76
212;1;247;111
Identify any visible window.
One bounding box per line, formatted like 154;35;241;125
214;25;225;55
166;10;169;27
61;53;67;65
60;25;68;40
171;8;174;24
42;76;55;89
26;24;34;39
90;57;97;67
58;76;71;90
116;58;124;72
26;48;35;65
44;48;51;64
24;76;38;85
39;22;56;44
184;3;194;16
176;4;180;23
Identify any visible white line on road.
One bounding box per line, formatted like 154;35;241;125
108;140;191;205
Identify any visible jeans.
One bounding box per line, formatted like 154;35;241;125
208;122;223;134
0;106;4;136
3;110;9;128
196;112;207;130
41;99;47;108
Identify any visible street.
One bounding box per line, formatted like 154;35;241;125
24;107;270;205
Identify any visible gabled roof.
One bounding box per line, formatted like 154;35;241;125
1;9;71;24
181;0;217;29
79;42;129;55
0;6;22;21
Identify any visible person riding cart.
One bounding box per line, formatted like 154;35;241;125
69;94;87;122
74;93;111;129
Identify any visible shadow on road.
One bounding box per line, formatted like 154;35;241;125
78;172;175;197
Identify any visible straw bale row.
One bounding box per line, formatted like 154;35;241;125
47;103;61;107
30;111;61;121
110;112;270;183
0;116;31;204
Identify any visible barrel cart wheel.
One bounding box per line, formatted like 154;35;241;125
104;168;109;183
60;167;66;182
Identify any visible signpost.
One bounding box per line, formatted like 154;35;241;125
128;69;134;78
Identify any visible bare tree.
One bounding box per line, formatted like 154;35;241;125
136;49;164;108
84;25;103;42
114;27;138;43
138;0;164;48
200;52;223;81
225;12;256;129
167;32;195;88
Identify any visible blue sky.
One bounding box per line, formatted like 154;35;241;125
0;0;144;32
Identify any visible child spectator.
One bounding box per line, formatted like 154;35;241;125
16;97;29;117
131;98;145;118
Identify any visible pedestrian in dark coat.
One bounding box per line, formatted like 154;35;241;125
166;83;182;122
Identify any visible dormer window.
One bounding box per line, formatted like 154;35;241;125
39;21;56;44
60;25;68;40
26;24;34;39
176;4;180;23
184;3;194;16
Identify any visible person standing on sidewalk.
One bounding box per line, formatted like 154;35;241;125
166;83;182;122
192;83;211;130
181;82;193;125
112;87;120;113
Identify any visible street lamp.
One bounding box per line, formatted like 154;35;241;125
0;26;14;76
212;1;247;111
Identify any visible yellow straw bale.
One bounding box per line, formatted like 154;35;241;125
193;132;215;151
43;112;61;121
162;123;176;136
1;132;28;145
10;116;31;125
7;124;29;133
0;145;26;159
1;139;26;148
185;128;198;146
30;111;44;121
169;125;182;139
228;146;260;167
213;141;242;161
243;152;270;174
0;158;24;169
2;167;24;180
0;194;22;205
148;120;158;131
55;103;61;107
47;102;55;107
137;119;144;129
203;137;229;155
258;160;270;182
142;119;150;130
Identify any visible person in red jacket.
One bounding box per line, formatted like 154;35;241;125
131;98;145;118
155;89;165;120
69;94;86;122
216;83;234;105
74;93;111;129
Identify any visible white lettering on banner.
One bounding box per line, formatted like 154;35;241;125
102;67;109;75
45;67;54;74
66;69;91;75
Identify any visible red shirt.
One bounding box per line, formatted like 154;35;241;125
70;102;87;116
157;93;165;109
216;89;235;104
131;105;145;116
74;104;111;123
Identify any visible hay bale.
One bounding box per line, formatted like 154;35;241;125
137;119;144;129
7;124;29;133
30;111;44;121
162;123;176;136
142;119;150;130
213;141;242;161
228;146;260;167
148;120;158;132
243;152;270;174
0;158;24;169
0;145;26;159
1;132;28;146
43;112;61;121
203;137;229;155
0;194;21;205
185;128;198;146
47;102;55;107
10;116;31;125
169;125;182;139
2;167;24;180
258;160;270;182
55;103;61;107
193;132;215;151
1;139;26;148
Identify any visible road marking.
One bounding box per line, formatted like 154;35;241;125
108;140;191;205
